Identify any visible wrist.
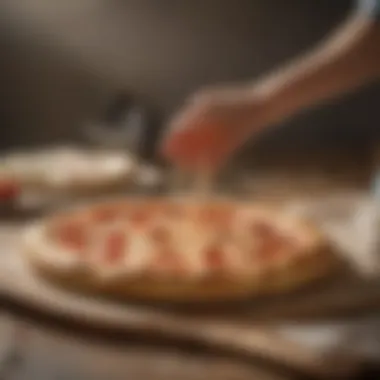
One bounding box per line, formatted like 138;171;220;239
248;83;297;130
240;88;282;133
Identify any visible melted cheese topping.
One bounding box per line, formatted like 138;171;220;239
41;201;308;279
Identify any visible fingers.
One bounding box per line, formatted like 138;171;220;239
162;121;231;171
161;128;199;168
160;86;251;170
161;101;210;165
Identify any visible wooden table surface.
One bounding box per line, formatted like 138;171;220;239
0;310;300;380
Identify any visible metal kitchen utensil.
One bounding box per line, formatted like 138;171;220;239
85;93;160;162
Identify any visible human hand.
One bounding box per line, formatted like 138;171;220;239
161;86;272;170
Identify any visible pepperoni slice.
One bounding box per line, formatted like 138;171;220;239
152;248;185;275
250;220;277;238
103;230;127;265
204;244;225;270
53;220;87;251
163;203;184;219
150;224;171;245
256;237;284;260
92;205;118;224
255;233;295;261
198;205;233;227
130;207;152;227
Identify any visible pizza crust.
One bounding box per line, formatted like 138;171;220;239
22;198;339;302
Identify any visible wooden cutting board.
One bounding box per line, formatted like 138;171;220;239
0;252;363;380
1;195;379;379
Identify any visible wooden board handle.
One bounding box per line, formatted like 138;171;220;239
169;321;360;379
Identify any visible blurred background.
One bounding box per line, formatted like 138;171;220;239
1;2;380;380
0;0;378;164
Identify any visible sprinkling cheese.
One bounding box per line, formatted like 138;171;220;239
39;199;310;281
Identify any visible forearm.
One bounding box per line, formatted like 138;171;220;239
252;12;380;126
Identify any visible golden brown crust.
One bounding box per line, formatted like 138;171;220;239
24;244;336;302
22;197;339;302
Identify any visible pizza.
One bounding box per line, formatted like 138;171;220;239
22;197;337;301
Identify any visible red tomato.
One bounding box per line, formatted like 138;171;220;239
0;179;20;200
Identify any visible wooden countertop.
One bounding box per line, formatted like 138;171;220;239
0;311;295;380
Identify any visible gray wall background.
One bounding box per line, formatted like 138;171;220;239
0;0;378;162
